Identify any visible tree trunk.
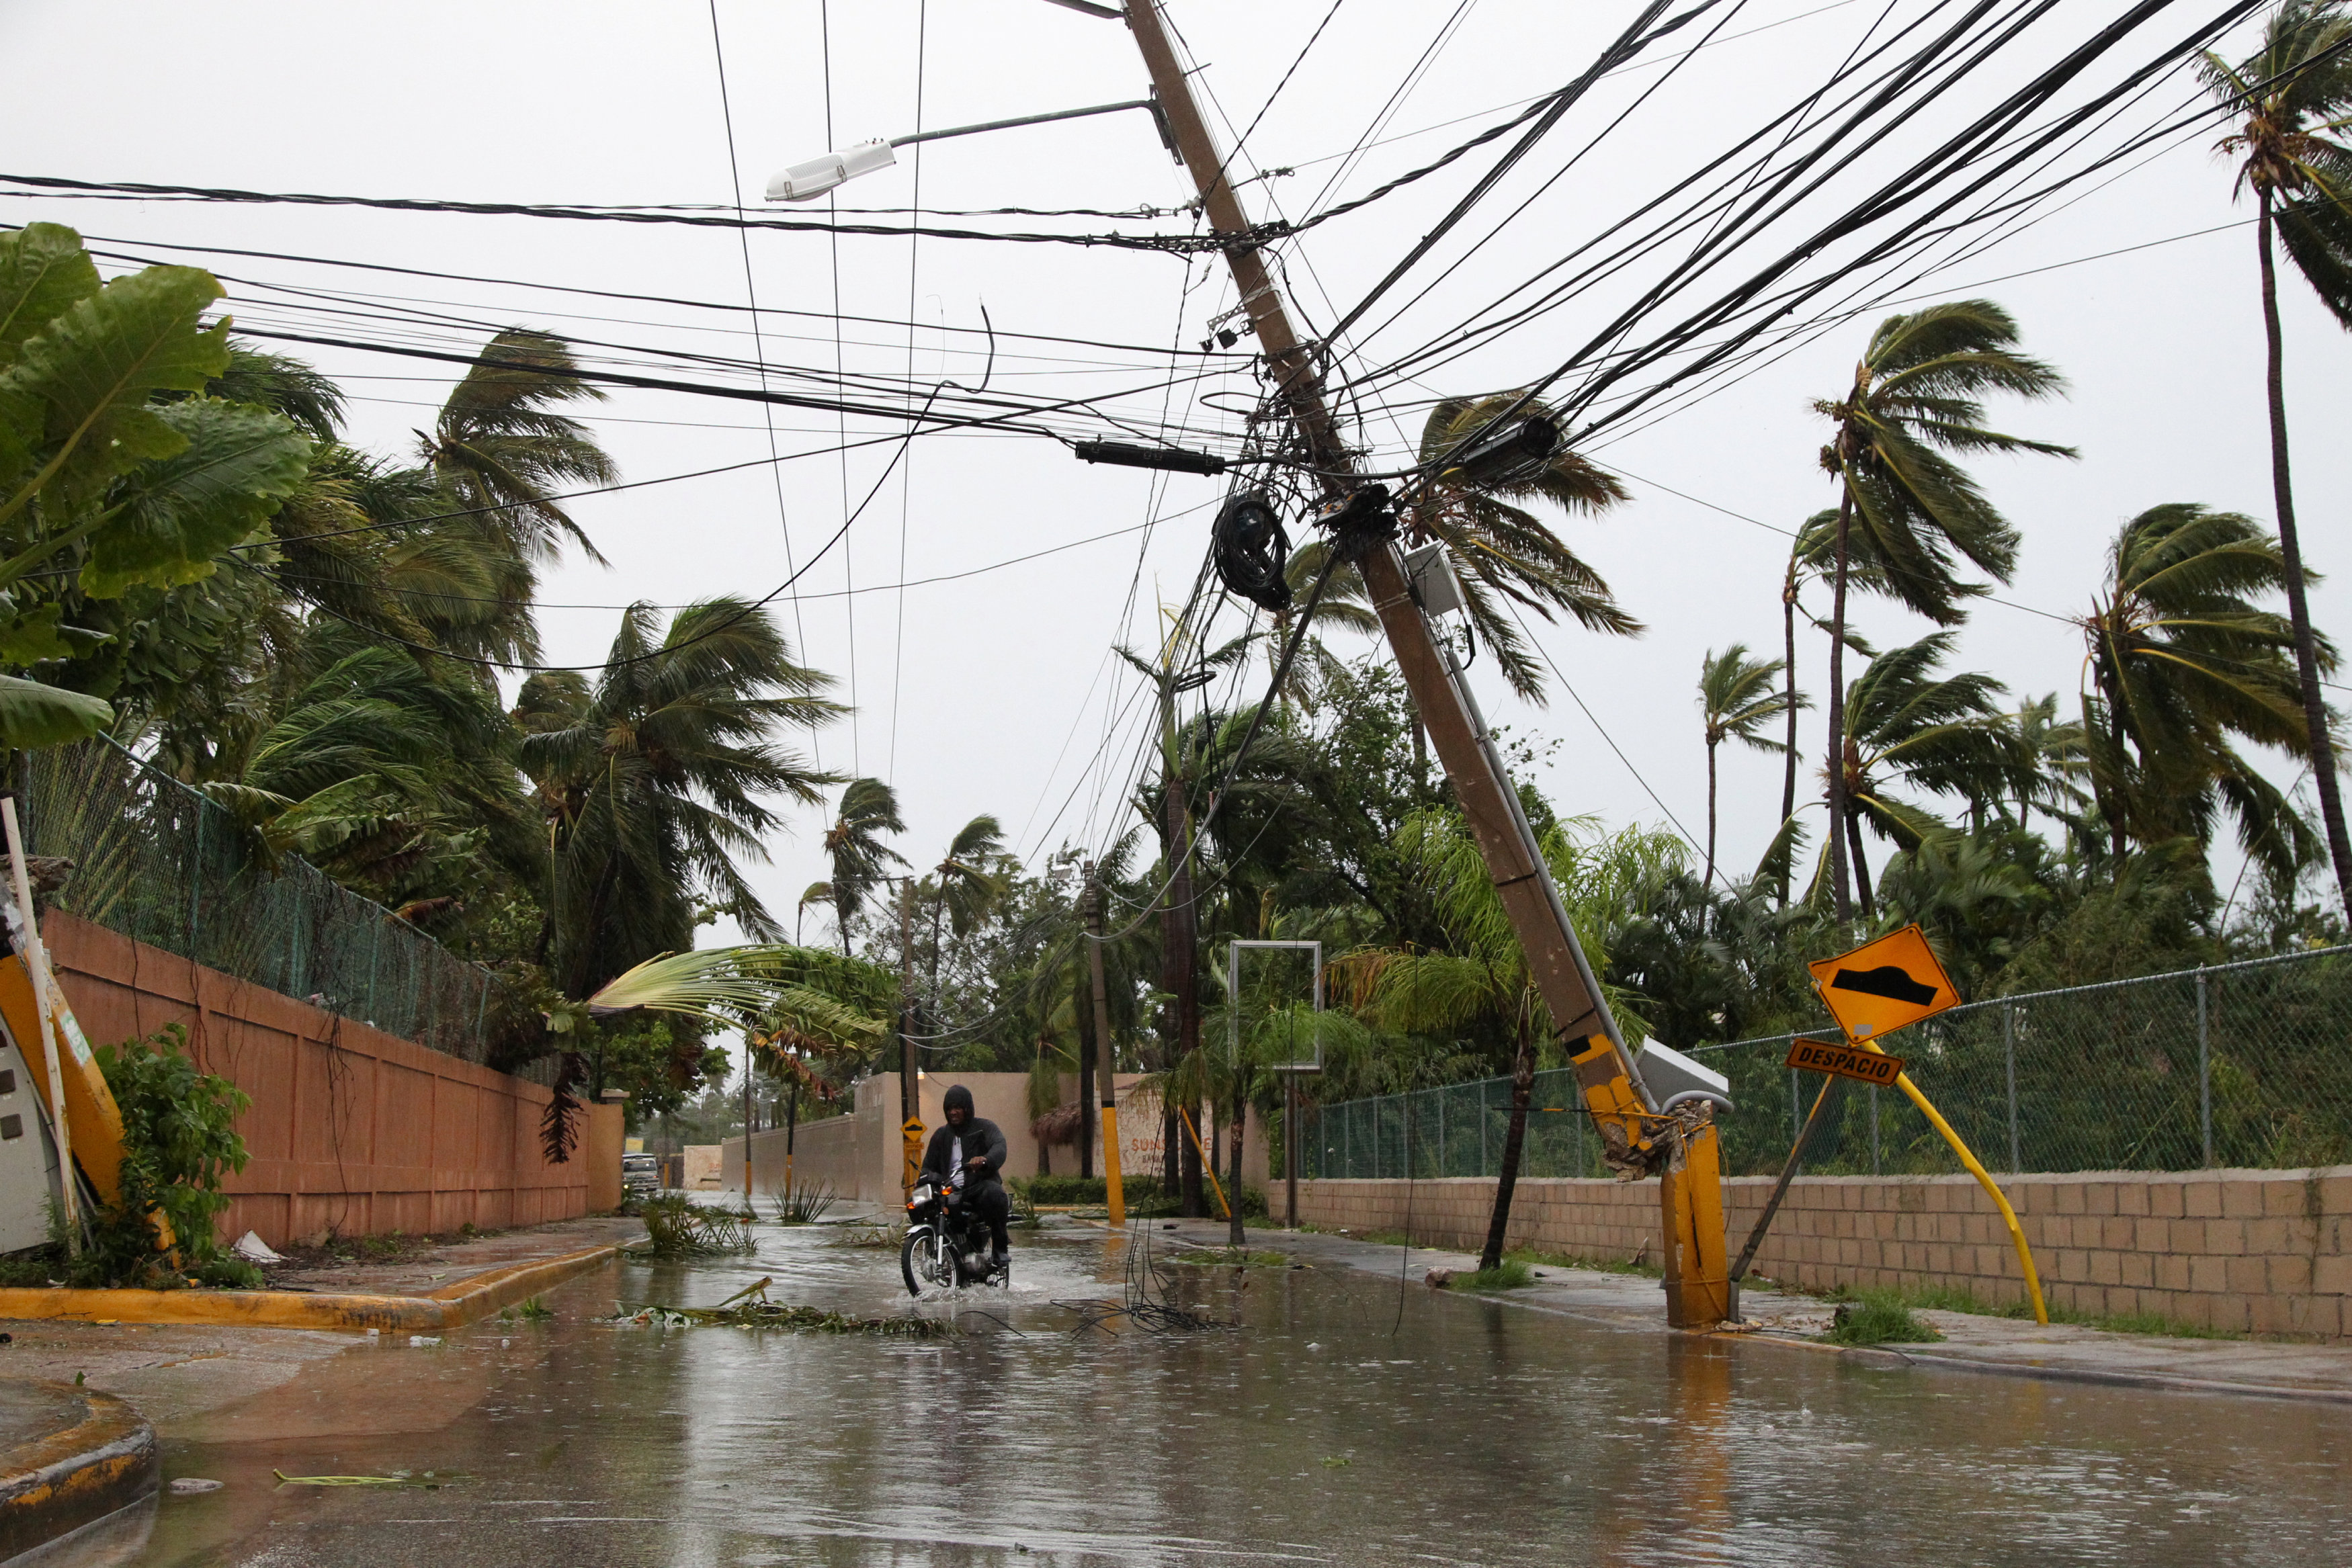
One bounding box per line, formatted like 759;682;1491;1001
1075;966;1095;1180
1226;1094;1248;1247
1478;1020;1536;1272
1824;488;1855;926
2259;191;2352;914
1779;560;1800;908
1705;736;1720;889
1165;786;1206;1217
1845;805;1875;921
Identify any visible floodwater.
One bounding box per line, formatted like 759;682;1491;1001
126;1218;2351;1567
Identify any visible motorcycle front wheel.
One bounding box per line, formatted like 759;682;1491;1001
900;1225;948;1295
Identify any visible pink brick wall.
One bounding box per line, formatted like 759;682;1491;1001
45;913;589;1247
1298;1166;2352;1339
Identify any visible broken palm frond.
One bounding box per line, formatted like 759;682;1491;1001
607;1277;953;1336
1030;1101;1083;1147
636;1195;757;1257
540;1050;587;1166
582;945;896;1038
831;1221;905;1249
1167;1247;1294;1268
271;1470;465;1488
770;1179;837;1225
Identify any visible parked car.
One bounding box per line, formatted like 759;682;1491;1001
622;1152;663;1197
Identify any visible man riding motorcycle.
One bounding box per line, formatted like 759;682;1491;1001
918;1084;1011;1269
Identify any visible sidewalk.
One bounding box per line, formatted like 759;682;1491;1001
1154;1217;2352;1404
0;1214;643;1334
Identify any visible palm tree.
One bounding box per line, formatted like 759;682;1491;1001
1776;504;1943;887
2201;2;2352;912
2007;694;2089;831
519;598;842;1000
1821;634;2026;918
822;779;907;955
1813;300;2073;922
1338;810;1681;1270
1403;392;1642;702
418;328;615;564
923;814;1011;995
1697;644;1796;889
796;882;834;947
2078;503;2323;884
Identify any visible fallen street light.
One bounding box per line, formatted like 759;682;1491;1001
765;97;1170;202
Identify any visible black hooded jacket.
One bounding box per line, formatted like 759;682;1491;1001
919;1085;1007;1189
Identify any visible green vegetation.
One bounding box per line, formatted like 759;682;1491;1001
1169;1247;1294;1268
1447;1260;1538;1291
1824;1289;1945;1346
501;1297;556;1323
77;1025;258;1289
1829;1280;2248;1341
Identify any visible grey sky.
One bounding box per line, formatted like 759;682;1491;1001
5;0;2345;953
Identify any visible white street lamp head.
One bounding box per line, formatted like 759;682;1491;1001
765;138;897;202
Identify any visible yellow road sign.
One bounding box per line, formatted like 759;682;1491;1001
1784;1036;1906;1087
1807;923;1958;1041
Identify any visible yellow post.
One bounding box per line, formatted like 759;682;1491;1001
1660;1113;1730;1330
1858;1043;2048;1324
1177;1106;1229;1221
1101;1102;1126;1228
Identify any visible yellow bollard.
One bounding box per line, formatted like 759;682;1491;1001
1858;1043;2049;1325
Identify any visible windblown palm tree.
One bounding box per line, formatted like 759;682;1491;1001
2078;503;2323;885
2201;1;2352;910
823;779;907;955
419;328;615;564
1697;644;1795;889
2007;693;2089;831
1819;634;2026;918
1403;393;1641;702
1337;810;1681;1270
924;814;1011;994
1812;300;2072;921
519;599;841;999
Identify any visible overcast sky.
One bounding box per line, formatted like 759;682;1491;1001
6;0;2348;953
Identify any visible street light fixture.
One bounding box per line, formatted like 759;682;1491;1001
765;97;1169;202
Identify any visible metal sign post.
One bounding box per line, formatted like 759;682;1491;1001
1227;941;1322;1231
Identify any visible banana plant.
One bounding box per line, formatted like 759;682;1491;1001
0;224;310;748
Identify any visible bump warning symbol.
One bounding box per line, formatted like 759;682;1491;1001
1806;924;1960;1041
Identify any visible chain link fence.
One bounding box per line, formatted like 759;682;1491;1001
22;738;530;1067
1307;945;2352;1180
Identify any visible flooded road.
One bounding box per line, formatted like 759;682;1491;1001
133;1219;2351;1567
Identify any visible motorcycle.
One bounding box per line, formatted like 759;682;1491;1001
900;1176;1010;1294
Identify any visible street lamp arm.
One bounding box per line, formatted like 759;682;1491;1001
767;99;1169;204
888;98;1155;150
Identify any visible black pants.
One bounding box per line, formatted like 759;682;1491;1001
961;1181;1011;1254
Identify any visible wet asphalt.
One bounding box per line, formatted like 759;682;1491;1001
113;1215;2352;1567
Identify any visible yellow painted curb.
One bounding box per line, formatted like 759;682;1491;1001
0;1385;157;1561
0;1245;620;1334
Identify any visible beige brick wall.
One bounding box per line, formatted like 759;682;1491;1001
1298;1165;2352;1338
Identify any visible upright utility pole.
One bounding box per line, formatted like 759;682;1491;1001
1123;1;1726;1329
1085;863;1128;1227
898;879;923;1197
1157;671;1204;1215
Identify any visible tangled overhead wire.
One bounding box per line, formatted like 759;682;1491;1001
1211;490;1291;611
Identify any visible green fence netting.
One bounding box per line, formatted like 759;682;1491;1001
1306;946;2352;1180
22;737;527;1068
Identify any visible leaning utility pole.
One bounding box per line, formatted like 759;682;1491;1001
1123;0;1727;1329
